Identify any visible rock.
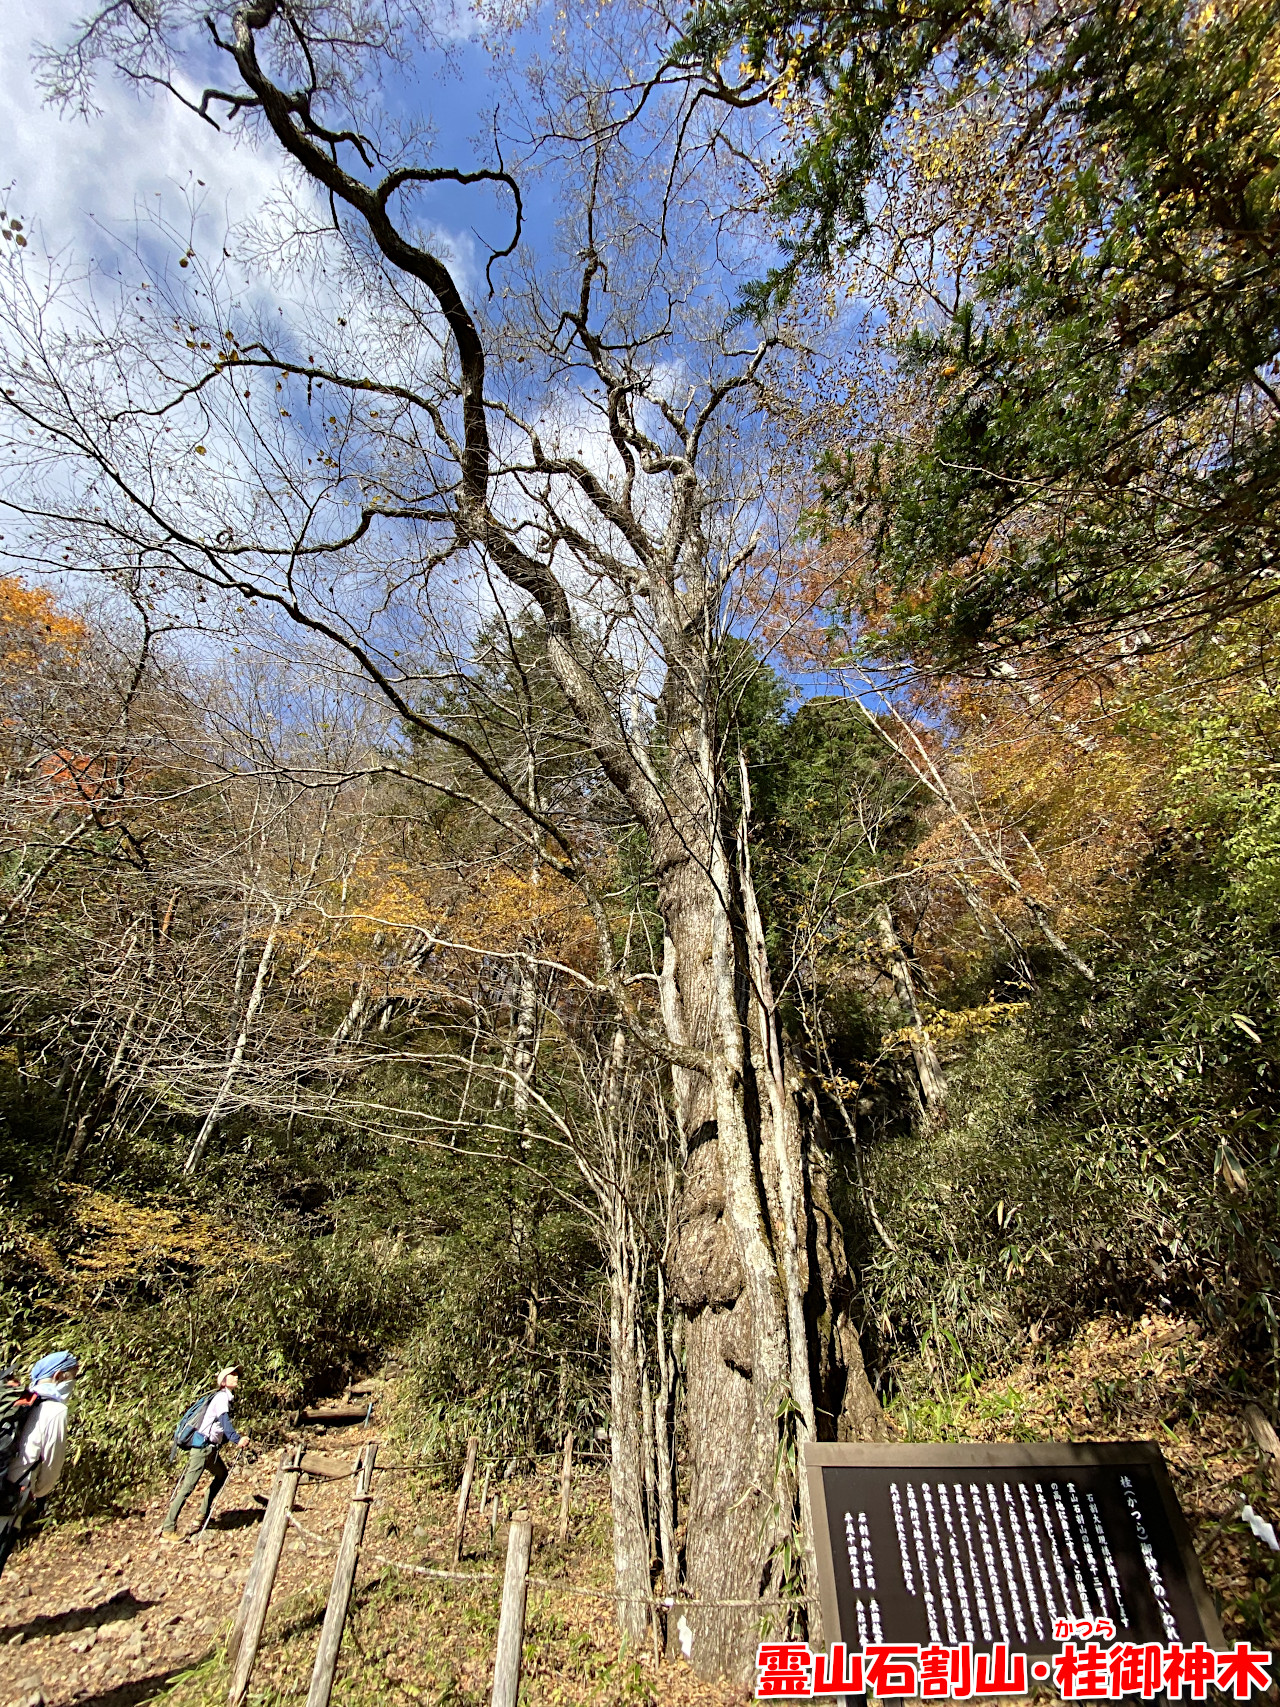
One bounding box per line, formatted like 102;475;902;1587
13;1672;44;1707
120;1629;144;1659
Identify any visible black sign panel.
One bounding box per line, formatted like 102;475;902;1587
804;1443;1223;1657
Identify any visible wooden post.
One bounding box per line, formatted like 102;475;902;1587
304;1442;379;1707
1246;1404;1280;1491
557;1429;573;1546
490;1492;499;1542
491;1510;533;1707
227;1445;303;1706
478;1462;491;1539
452;1435;479;1567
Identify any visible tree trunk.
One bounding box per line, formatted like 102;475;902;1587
654;713;885;1681
874;903;947;1112
608;1194;652;1645
510;955;540;1121
652;1259;679;1597
185;908;281;1173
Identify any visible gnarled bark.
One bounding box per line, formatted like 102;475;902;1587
655;683;884;1680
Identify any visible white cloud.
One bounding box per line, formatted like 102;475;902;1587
0;2;292;260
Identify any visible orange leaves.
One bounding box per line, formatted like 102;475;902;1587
32;748;112;810
737;540;851;671
344;857;589;955
277;843;597;1014
0;575;86;667
455;866;594;963
904;653;1210;987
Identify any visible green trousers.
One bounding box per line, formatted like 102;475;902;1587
162;1445;226;1532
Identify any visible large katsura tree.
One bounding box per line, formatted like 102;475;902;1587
3;0;884;1675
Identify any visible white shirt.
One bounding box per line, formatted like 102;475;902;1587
197;1389;236;1445
7;1385;69;1498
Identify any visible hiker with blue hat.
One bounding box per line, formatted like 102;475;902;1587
0;1349;80;1579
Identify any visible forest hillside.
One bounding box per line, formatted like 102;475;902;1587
0;0;1278;1693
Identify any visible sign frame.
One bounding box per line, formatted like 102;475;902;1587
803;1440;1225;1655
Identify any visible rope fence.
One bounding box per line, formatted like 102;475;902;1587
367;1451;613;1475
227;1435;795;1707
283;1506;797;1610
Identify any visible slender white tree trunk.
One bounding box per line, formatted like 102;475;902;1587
184;907;282;1173
874;903;947;1112
607;1197;652;1643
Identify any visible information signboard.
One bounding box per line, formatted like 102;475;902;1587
804;1442;1224;1660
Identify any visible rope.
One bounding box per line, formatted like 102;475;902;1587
367;1452;611;1474
296;1458;610;1481
282;1509;795;1610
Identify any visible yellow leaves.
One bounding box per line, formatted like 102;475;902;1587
927;1001;1029;1045
63;1185;277;1294
1;1225;65;1291
880;1022;921;1052
820;1067;865;1101
0;576;86;657
881;1003;1022;1055
449;865;595;963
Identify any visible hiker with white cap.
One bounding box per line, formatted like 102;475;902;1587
160;1365;249;1541
0;1349;81;1579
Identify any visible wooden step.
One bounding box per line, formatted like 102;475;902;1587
292;1404;371;1426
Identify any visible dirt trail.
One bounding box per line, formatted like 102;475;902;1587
0;1419;746;1707
0;1428;377;1707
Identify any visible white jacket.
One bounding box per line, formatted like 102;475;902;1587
6;1385;70;1499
